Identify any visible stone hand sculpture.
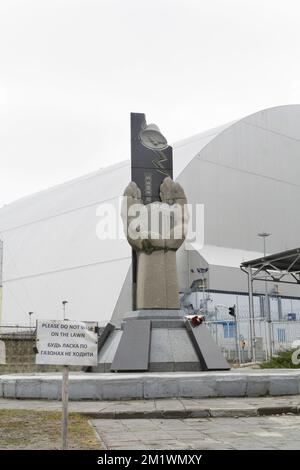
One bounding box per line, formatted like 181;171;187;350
121;177;188;309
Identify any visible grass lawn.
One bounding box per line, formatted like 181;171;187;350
0;409;101;450
259;348;300;368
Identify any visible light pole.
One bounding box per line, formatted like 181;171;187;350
28;311;33;328
257;232;272;359
62;301;68;321
258;232;270;260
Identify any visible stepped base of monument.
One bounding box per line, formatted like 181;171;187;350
94;310;230;373
1;370;300;400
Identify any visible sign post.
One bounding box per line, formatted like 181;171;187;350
35;319;98;450
61;365;69;450
0;340;6;365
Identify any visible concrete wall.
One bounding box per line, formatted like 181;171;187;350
0;333;81;374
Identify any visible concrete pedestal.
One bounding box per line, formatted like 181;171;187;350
94;310;230;373
136;252;180;309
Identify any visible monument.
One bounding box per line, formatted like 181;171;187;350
3;114;300;402
96;113;230;372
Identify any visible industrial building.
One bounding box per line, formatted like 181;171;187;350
1;105;300;356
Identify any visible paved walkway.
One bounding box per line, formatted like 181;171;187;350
1;396;299;450
0;395;299;418
91;415;300;450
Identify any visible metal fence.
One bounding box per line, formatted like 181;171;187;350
205;318;300;363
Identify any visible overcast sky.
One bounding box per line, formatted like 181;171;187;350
1;0;300;206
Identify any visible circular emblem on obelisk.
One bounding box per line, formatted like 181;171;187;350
139;123;169;150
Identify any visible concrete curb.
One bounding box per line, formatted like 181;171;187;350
82;406;300;419
1;370;300;400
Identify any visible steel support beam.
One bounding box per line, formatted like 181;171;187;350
247;266;256;362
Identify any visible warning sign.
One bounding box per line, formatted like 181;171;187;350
35;320;98;366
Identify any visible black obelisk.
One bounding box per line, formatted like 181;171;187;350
130;113;173;308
